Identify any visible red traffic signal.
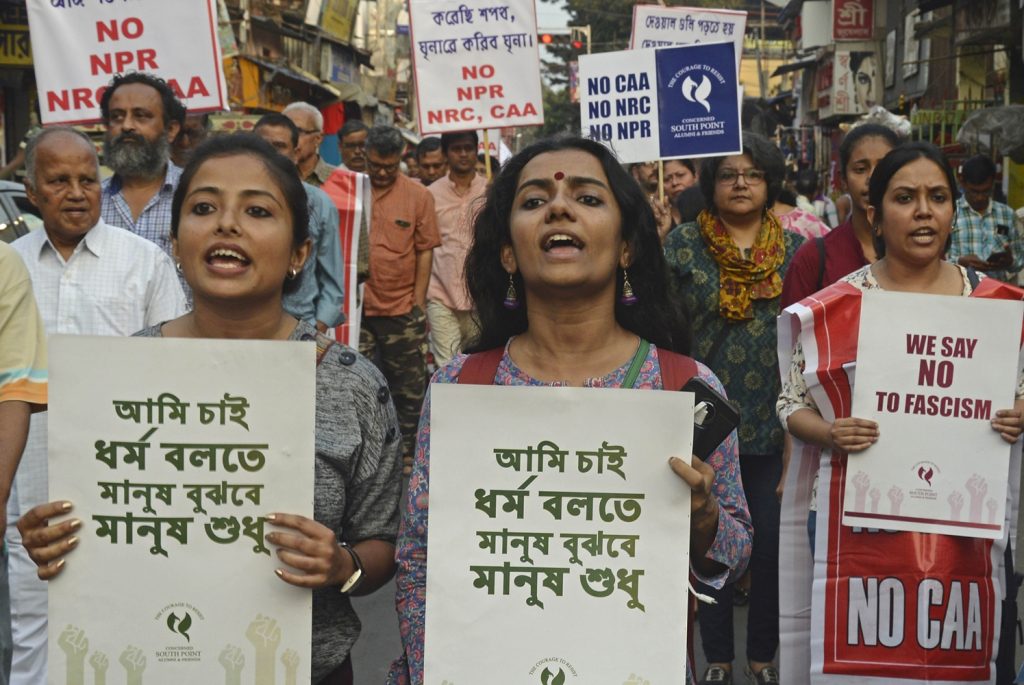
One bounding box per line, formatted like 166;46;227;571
540;33;554;44
571;39;583;50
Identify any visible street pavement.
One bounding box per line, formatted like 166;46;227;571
351;587;402;682
348;485;1024;683
351;579;750;682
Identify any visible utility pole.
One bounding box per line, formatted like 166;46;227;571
757;0;767;97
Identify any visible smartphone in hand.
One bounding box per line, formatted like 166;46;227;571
682;377;740;460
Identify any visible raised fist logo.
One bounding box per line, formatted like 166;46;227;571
869;488;881;513
948;491;964;520
888;486;904;515
852;471;871;511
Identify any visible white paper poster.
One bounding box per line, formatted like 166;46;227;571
408;0;543;134
477;128;512;163
424;384;694;684
27;0;227;125
47;336;315;684
629;5;747;76
579;42;742;164
844;291;1024;538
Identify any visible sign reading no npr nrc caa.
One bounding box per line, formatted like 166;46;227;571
579;42;741;164
408;0;544;135
27;0;226;125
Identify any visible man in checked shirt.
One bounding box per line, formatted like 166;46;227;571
948;154;1024;283
98;72;185;263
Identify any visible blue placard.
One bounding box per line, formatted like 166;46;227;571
655;42;740;158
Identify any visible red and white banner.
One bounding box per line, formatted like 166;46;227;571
832;0;873;41
777;279;1024;683
28;0;227;125
408;0;543;134
320;168;369;348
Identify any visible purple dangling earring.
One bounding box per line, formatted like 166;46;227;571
620;270;638;306
503;273;521;309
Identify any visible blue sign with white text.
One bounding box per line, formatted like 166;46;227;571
655;42;740;158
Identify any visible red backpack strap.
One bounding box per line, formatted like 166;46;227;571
661;343;709;680
655;347;700;390
456;347;505;385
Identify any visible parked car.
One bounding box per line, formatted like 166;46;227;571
0;180;42;243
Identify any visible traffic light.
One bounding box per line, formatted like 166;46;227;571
538;26;589;53
570;26;590;54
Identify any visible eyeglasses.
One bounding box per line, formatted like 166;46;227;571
341;141;366;151
367;160;399;174
297;128;321;136
716;168;767;185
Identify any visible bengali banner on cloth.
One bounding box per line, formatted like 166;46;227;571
579;42;741;164
844;291;1023;538
27;0;227;125
425;385;693;684
777;279;1024;683
47;335;314;683
629;5;746;77
408;0;543;134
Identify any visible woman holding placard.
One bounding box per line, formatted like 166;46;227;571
663;131;803;685
779;143;1024;486
17;134;403;685
777;142;1024;682
387;136;753;684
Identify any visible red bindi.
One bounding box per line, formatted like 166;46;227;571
554;171;565;180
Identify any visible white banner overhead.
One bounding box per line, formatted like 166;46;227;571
408;0;544;135
630;5;747;76
28;0;227;125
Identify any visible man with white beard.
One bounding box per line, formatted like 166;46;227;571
98;72;185;260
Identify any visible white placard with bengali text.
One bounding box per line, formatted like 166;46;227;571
630;5;747;76
27;0;227;125
844;291;1024;538
47;335;314;683
424;384;693;684
408;0;543;134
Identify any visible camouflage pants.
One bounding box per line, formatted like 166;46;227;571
359;307;428;466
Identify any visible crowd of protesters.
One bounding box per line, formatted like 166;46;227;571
2;71;1024;685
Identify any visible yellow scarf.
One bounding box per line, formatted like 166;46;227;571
698;209;786;320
